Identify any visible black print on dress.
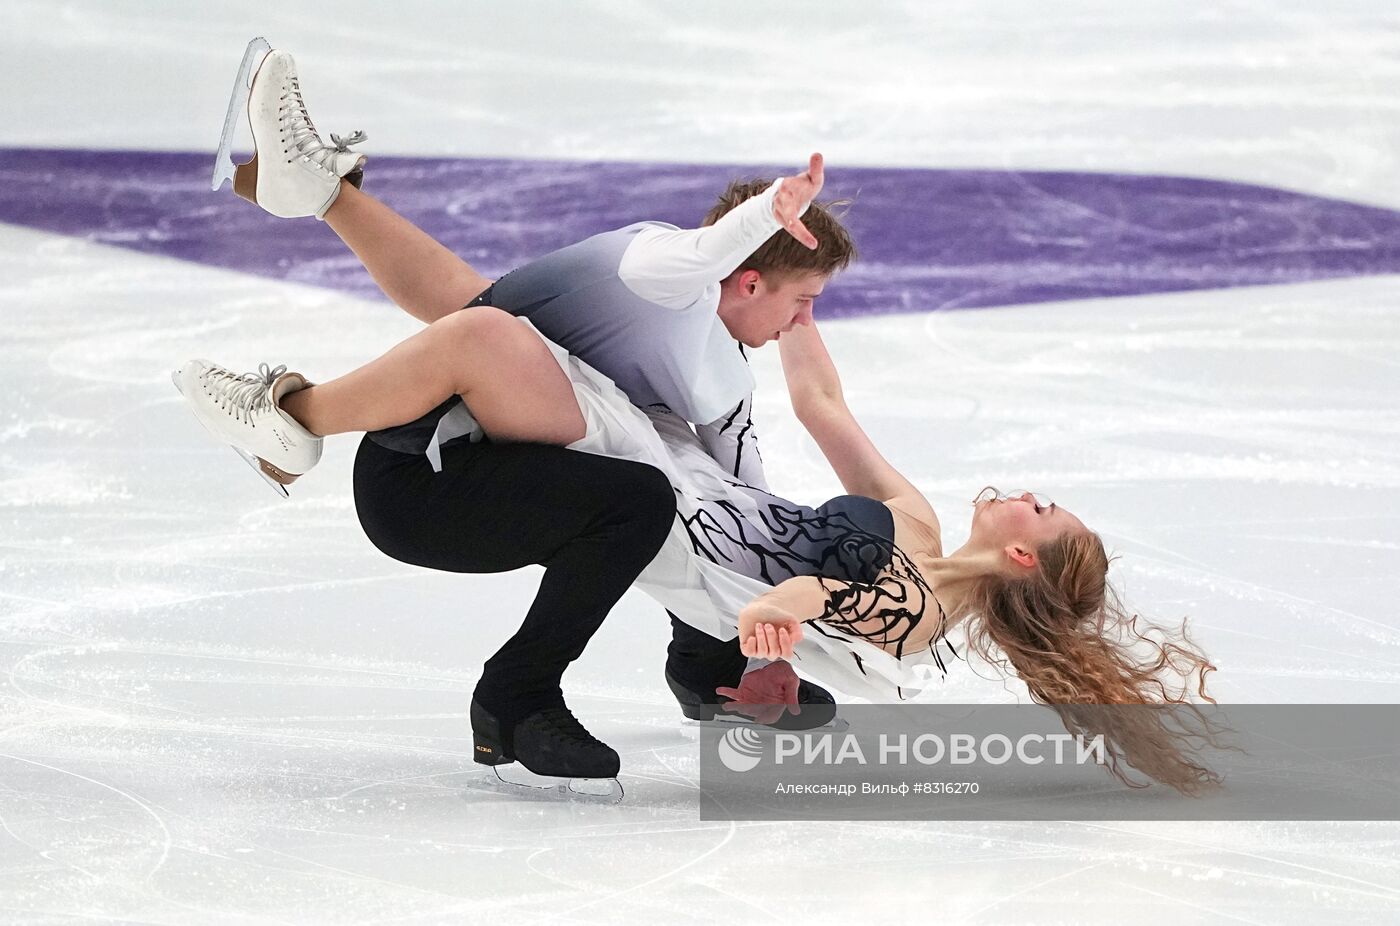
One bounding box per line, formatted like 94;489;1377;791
679;496;959;683
811;540;958;682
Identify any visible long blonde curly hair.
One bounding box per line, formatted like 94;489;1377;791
963;529;1230;796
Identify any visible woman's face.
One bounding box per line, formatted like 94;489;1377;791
970;490;1086;560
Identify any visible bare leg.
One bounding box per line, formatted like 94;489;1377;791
280;307;586;445
321;181;492;324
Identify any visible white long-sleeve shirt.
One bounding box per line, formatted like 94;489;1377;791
365;180;808;674
475;178;798;489
369;179;804;493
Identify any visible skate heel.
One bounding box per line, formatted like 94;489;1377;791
256;454;298;487
470;699;512;767
233;155;260;205
473;733;509;767
229;446;300;500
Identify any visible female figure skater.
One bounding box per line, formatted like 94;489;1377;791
178;287;1222;795
178;41;1221;796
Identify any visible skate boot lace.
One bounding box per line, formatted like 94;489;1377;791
201;362;287;425
279;76;366;173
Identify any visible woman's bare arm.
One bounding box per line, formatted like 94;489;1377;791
778;322;940;532
738;572;940;660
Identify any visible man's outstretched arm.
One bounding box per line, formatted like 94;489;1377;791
619;154;825;309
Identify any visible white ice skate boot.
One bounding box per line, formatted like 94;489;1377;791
212;37;367;219
172;360;323;498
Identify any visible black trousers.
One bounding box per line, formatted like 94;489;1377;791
353;434;676;725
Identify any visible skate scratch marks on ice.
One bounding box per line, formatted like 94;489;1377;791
0;752;174;882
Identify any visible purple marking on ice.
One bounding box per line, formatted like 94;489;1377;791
2;146;1400;318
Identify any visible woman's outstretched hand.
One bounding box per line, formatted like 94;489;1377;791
738;600;804;659
774;152;825;250
742;622;800;660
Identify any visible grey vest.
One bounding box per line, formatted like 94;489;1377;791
369;223;754;464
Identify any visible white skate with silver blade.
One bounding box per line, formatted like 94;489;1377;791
171;359;323;498
211;37;367;218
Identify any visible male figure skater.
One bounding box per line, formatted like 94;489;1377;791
186;40;857;791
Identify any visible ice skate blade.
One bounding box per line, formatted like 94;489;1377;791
480;765;624;805
231;447;292;499
682;715;850;733
212;37;272;192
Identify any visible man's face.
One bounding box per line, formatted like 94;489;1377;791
720;271;828;348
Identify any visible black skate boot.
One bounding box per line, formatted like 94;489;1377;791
665;668;844;732
471;699;623;803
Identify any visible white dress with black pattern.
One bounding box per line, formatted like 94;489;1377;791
530;320;958;699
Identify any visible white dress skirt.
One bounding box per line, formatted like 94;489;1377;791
440;319;957;701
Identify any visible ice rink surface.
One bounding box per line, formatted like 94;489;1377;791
2;1;1399;922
